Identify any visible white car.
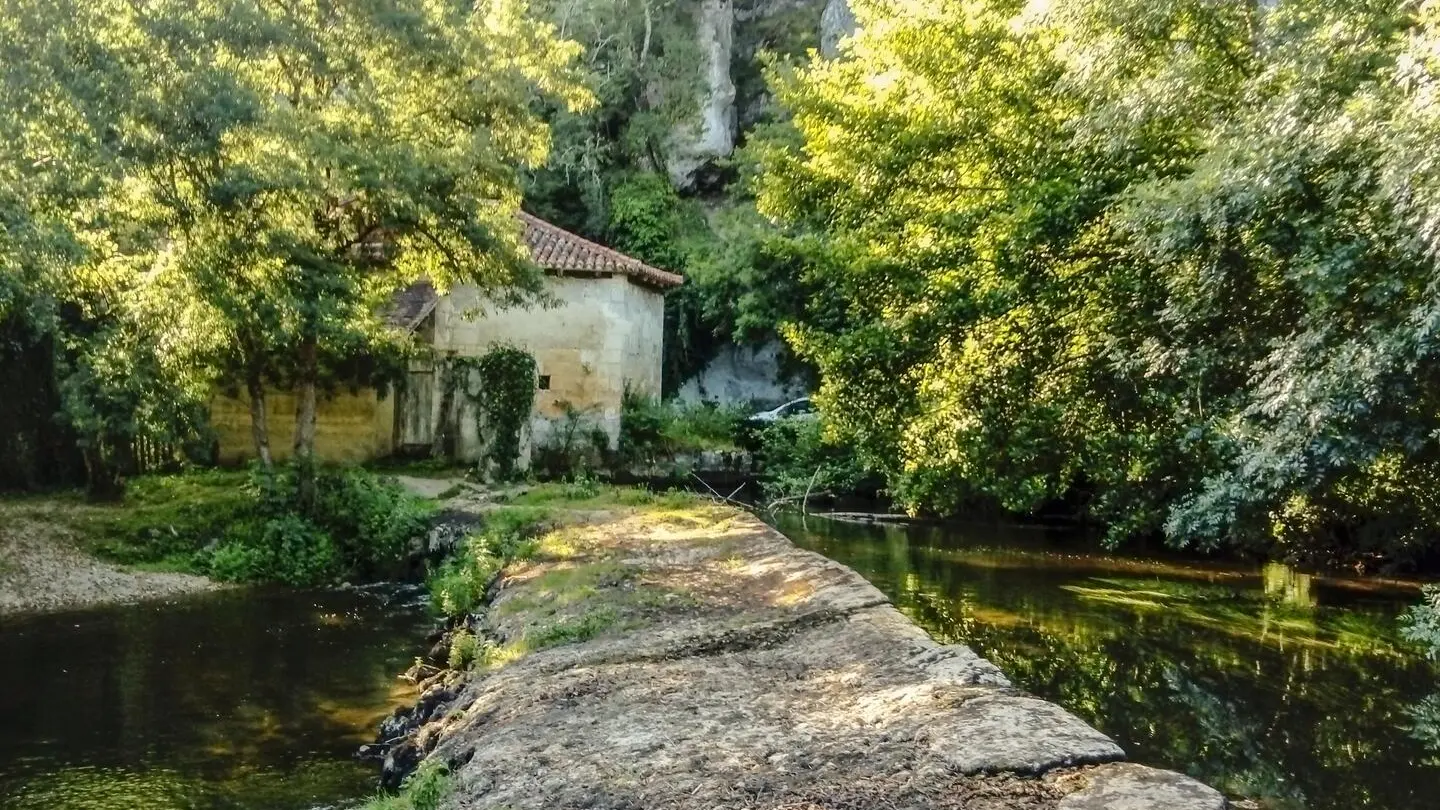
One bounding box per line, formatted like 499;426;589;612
747;397;817;423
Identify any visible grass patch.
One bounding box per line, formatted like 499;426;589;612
78;466;437;587
475;605;632;671
427;507;551;619
359;759;450;810
620;391;747;459
81;469;254;566
493;559;631;617
506;483;703;510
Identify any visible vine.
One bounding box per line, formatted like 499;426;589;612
443;345;537;479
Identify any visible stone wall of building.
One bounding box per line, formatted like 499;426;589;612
210;388;396;465
437;274;667;463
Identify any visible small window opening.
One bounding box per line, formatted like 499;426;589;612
537;375;551;391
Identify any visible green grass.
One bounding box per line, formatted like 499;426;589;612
426;507;552;619
81;469;253;570
506;482;703;510
359;760;450;810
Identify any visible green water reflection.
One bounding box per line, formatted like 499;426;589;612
775;515;1440;810
0;587;430;810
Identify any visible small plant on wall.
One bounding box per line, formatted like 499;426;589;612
471;344;538;479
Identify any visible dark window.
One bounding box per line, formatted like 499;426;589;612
537;375;551;390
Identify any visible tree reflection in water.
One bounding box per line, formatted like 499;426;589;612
775;515;1440;810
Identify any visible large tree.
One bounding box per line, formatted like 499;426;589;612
758;0;1440;565
1;0;589;503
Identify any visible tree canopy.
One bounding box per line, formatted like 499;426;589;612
756;0;1440;566
0;0;588;496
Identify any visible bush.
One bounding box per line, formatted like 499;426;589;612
619;389;746;463
89;464;437;587
756;417;873;507
447;629;481;669
1404;587;1440;659
427;509;547;618
360;759;450;810
207;514;340;586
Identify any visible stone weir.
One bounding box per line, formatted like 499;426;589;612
373;501;1227;809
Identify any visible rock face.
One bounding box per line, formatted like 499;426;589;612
667;0;737;189
1058;763;1229;810
374;503;1227;808
820;0;857;57
676;339;808;407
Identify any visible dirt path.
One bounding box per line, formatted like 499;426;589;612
0;508;218;615
379;499;1227;809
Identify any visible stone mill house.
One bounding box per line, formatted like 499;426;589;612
210;213;683;468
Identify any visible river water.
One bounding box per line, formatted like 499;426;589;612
774;513;1440;810
0;587;431;810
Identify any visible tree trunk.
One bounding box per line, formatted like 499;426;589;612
246;369;274;474
294;335;319;512
82;440;123;502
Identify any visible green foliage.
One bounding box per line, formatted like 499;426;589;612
87;466;435;586
0;0;589;496
752;0;1440;564
427;509;548;618
1404;588;1440;660
360;760;450;810
756;417;872;506
467;346;539;479
446;629;482;670
208;514;339;587
618;389;746;463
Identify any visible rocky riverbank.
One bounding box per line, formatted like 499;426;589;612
0;506;218;615
370;497;1227;809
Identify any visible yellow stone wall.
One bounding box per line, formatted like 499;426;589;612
212;274;667;467
438;274;666;462
211;388;395;465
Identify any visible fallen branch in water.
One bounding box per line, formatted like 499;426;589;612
690;474;755;511
765;490;834;513
808;511;916;524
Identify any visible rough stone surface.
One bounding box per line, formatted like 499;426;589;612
666;0;737;188
937;695;1125;774
371;499;1225;809
676;340;808;407
1057;763;1229;810
820;0;857;58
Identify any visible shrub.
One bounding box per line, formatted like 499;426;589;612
447;629;481;669
360;759;450;810
756;417;874;507
1404;587;1440;659
427;508;547;618
207;514;339;586
619;390;746;463
91;464;436;587
313;468;435;578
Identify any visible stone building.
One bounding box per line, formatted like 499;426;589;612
210;212;682;467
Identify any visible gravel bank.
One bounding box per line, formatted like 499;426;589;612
0;509;218;615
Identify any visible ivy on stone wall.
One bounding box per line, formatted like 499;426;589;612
445;345;538;479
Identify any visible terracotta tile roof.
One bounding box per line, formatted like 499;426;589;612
385;213;682;329
385;279;438;331
519;212;684;289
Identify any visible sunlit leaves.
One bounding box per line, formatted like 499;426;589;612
758;0;1440;560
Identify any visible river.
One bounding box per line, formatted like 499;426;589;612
0;586;430;810
773;513;1440;810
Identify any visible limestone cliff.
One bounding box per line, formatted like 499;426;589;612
666;0;738;189
820;0;857;57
